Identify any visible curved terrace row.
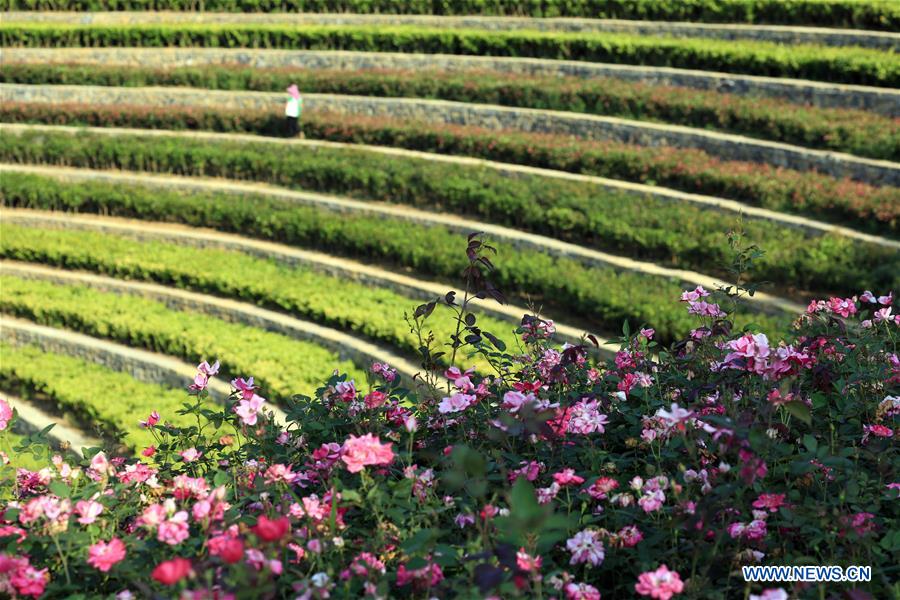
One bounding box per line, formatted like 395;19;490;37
5;48;896;116
4;83;897;184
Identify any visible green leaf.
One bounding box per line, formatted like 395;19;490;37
401;528;437;554
405;556;428;571
340;489;363;503
784;401;812;426
811;393;828;411
482;330;506;352
802;434;817;453
49;479;70;498
509;477;540;521
213;470;230;487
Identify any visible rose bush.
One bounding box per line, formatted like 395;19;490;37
0;237;897;599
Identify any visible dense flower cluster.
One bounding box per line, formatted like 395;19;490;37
0;284;897;598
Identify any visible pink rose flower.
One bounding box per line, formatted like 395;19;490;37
638;489;666;513
253;515;291;542
158;512;190;545
232;376;256;399
364;390;388;409
566;529;605;566
75;499;104;525
566;400;609;435
152;557;192;585
874;307;894;323
371;362;398;382
501;390;535;413
655;403;693;430
680;286;710;302
403;414;418;432
209;535;244;564
752;493;787;513
87;538;126;572
724;333;771;375
515;548;542;572
618;525;644;547
139;410;159;428
341;433;395;473
687;301;726;318
586;477;620;500
635;564;685;600
235;393;266;426
179;447;202;462
862;424;894;443
565;582;602;600
553;469;585;486
189;360;219;391
827;297;857;318
0;398;14;431
4;554;49;598
89;452;111;478
335;380;357;402
438;392;475;414
444;366;476;392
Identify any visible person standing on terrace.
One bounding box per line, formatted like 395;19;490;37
285;84;303;138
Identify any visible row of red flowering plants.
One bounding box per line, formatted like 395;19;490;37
1;238;898;599
3;102;896;235
3;62;897;160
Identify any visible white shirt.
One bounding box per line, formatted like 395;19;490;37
285;97;301;118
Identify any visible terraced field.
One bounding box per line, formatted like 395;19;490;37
0;2;897;460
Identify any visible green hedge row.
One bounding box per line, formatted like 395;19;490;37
1;24;895;86
0;341;210;449
1;133;895;295
5;103;896;236
5;63;897;160
0;172;792;342
1;0;896;30
0;274;366;403
0;223;521;362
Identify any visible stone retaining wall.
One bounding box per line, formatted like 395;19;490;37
3;49;896;117
3;83;896;185
0;314;290;423
3;392;101;450
4;11;896;49
0;316;234;402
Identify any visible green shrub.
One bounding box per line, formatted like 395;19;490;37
0;0;896;30
4;104;896;236
0;341;211;449
0;222;522;361
1;24;895;86
0;275;366;402
4;62;897;160
0;171;794;342
1;133;896;296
